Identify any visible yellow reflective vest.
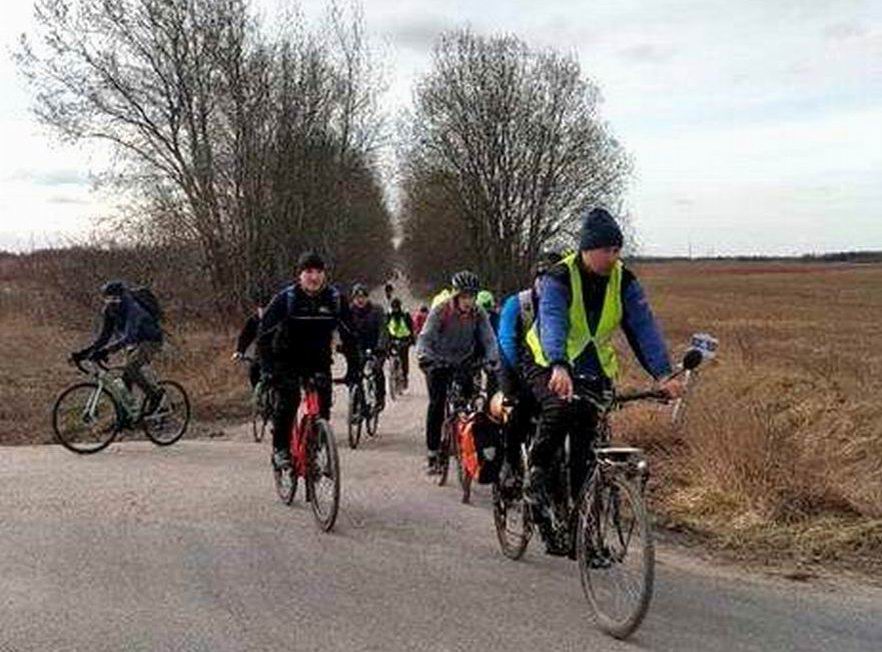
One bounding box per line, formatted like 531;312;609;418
387;314;412;339
525;253;623;379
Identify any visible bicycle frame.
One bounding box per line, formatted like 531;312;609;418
78;360;139;422
290;380;323;478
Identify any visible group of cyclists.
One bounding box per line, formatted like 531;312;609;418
72;206;685;556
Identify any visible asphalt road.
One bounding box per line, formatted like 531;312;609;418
2;374;881;651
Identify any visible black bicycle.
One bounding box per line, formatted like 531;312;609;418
492;349;704;640
347;350;381;449
238;355;275;443
386;341;407;401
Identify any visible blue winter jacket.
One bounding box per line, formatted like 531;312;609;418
536;261;672;380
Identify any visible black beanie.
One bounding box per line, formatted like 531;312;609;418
296;251;326;272
579;208;623;251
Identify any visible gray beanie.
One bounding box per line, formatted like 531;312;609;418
579;208;623;251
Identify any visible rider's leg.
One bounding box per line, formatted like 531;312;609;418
399;342;410;384
249;362;261;389
523;364;569;509
568;403;599;499
425;366;452;467
272;378;301;465
123;341;163;409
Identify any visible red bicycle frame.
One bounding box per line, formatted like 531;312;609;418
289;379;323;478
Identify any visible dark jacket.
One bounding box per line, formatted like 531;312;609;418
349;301;387;354
257;283;354;376
416;297;499;369
535;260;672;380
89;292;163;354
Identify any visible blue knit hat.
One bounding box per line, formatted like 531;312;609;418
579;208;623;251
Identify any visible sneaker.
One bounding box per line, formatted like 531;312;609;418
272;449;292;470
425;452;440;475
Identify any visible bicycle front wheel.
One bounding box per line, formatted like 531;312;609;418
52;382;122;454
142;380;190;446
388;360;399;402
307;419;340;532
577;474;654;640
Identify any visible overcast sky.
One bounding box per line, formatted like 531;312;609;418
1;0;880;255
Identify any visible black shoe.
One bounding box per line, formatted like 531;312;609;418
272;449;292;470
425;453;441;475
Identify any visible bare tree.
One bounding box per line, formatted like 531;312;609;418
17;0;394;315
400;30;631;293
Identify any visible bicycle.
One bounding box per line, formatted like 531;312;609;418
273;374;340;532
53;356;191;454
436;362;485;502
238;355;274;443
386;341;407;401
492;348;704;640
346;350;382;449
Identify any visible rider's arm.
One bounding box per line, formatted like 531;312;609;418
415;304;443;363
497;294;520;371
620;273;673;380
256;291;288;373
537;271;571;369
87;304;116;353
236;315;260;354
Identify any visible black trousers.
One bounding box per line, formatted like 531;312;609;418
424;366;475;453
523;363;599;498
272;372;332;453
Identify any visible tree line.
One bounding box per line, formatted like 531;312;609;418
18;0;631;316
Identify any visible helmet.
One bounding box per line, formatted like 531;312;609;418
476;290;495;311
100;280;126;297
296;251;326;273
390;297;402;311
451;270;480;294
351;283;369;298
533;250;563;278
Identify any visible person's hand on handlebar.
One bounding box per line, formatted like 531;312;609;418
548;364;573;400
658;374;685;399
89;348;109;363
231;351;243;362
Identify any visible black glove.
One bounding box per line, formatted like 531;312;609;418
71;349;90;363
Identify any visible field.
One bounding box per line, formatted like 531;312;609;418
2;258;881;573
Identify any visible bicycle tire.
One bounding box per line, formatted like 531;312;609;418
307;419;340;532
577;474;654;640
437;417;453;486
142;380;190;446
388;358;398;402
452;424;471;503
364;376;380;438
348;384;363;449
251;386;270;443
52;382;122;454
492;483;532;559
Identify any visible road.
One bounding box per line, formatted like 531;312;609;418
2;373;881;652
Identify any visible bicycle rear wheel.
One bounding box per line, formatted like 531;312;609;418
251;386;271;443
307;419;340;532
492;483;532;560
577;474;654;640
453;428;471;503
142;380;190;446
347;385;363;450
52;382;122;454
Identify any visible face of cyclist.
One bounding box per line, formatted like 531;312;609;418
457;292;476;311
581;246;621;276
298;266;326;294
353;294;368;308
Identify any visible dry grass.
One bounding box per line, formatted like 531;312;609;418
615;261;882;572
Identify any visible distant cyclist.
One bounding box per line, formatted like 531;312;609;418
258;252;356;470
232;290;271;388
476;290;499;333
385;297;415;390
349;283;388;411
523;208;683;552
417;270;500;474
71;280;165;414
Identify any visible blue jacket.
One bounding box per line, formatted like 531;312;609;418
536;262;672;380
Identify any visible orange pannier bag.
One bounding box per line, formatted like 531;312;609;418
457;412;502;484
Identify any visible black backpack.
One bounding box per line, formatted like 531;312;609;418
131;286;163;323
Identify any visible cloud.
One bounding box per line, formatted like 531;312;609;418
617;43;675;64
824;22;868;41
385;17;456;51
47;194;89;205
9;168;88;186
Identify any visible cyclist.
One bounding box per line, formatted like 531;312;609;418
349;283;388;411
232;290;270;388
385;297;415;390
416;270;500;474
495;251;562;490
383;282;396;312
258;252;356;470
523;208;684;553
71;280;165;415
